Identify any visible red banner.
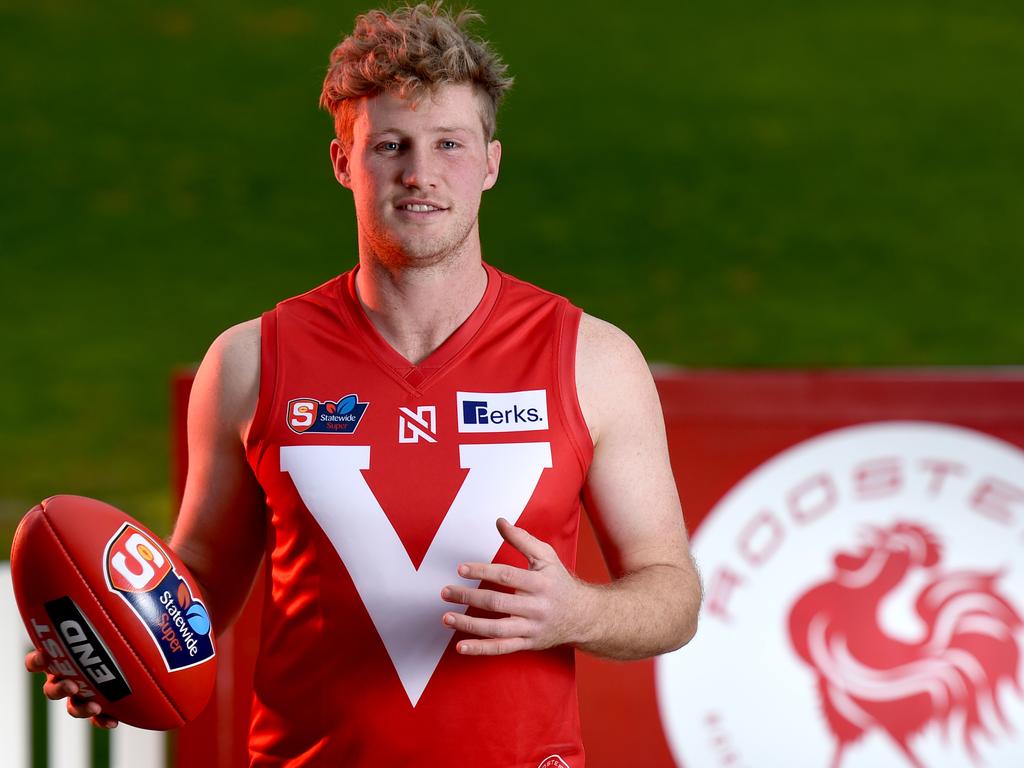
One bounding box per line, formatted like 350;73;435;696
172;369;1024;767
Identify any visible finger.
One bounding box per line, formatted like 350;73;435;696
66;696;102;720
43;677;80;701
442;610;531;640
441;585;536;617
456;636;531;656
91;714;119;730
457;561;539;591
496;518;555;566
24;650;48;674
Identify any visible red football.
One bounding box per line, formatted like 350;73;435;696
10;495;217;730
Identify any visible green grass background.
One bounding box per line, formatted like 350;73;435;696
2;1;1022;544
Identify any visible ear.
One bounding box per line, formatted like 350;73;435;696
482;139;501;191
330;139;352;189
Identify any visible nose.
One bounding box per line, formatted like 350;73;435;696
401;145;438;190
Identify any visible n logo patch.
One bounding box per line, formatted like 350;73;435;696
398;406;437;443
280;442;552;706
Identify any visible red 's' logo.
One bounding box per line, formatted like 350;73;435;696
788;522;1024;767
105;525;172;593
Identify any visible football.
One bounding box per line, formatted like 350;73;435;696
10;495;217;730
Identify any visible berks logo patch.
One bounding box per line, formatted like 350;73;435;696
288;394;369;435
104;524;215;672
457;390;548;433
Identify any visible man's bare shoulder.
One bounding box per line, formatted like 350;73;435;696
575;313;658;444
207;317;260;365
193;318;261;438
577;313;647;367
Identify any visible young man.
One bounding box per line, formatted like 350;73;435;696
29;4;701;765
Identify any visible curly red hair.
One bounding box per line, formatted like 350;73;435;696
320;2;513;147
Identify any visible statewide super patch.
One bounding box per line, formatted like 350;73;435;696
103;524;215;672
287;394;369;434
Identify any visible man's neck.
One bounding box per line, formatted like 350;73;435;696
354;253;488;365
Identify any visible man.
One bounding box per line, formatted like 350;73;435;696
29;4;701;765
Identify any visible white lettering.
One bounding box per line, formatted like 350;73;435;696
159;590;200;655
29;617;52;640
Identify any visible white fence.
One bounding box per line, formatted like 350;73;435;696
0;562;166;768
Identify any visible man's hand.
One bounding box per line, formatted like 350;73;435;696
440;518;592;656
24;650;119;729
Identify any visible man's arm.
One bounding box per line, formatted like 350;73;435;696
441;313;702;658
170;318;266;634
571;313;701;657
26;319;266;724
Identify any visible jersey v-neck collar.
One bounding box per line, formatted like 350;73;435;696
337;262;502;393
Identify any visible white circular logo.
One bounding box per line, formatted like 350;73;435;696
657;422;1024;767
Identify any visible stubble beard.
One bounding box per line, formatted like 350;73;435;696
361;208;480;271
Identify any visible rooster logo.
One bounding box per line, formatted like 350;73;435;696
789;522;1023;767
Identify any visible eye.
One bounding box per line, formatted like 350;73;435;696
375;141;401;153
439;140;460;150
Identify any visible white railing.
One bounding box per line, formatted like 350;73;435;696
0;562;166;768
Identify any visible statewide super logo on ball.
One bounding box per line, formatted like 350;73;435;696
657;422;1024;768
104;524;215;672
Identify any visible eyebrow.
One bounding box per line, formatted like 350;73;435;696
368;126;475;139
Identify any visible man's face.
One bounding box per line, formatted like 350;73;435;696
331;83;501;269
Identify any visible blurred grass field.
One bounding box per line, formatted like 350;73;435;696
2;1;1023;544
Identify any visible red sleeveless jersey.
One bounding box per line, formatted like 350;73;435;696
244;263;593;767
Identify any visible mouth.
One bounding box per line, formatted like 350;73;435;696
394;200;448;214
